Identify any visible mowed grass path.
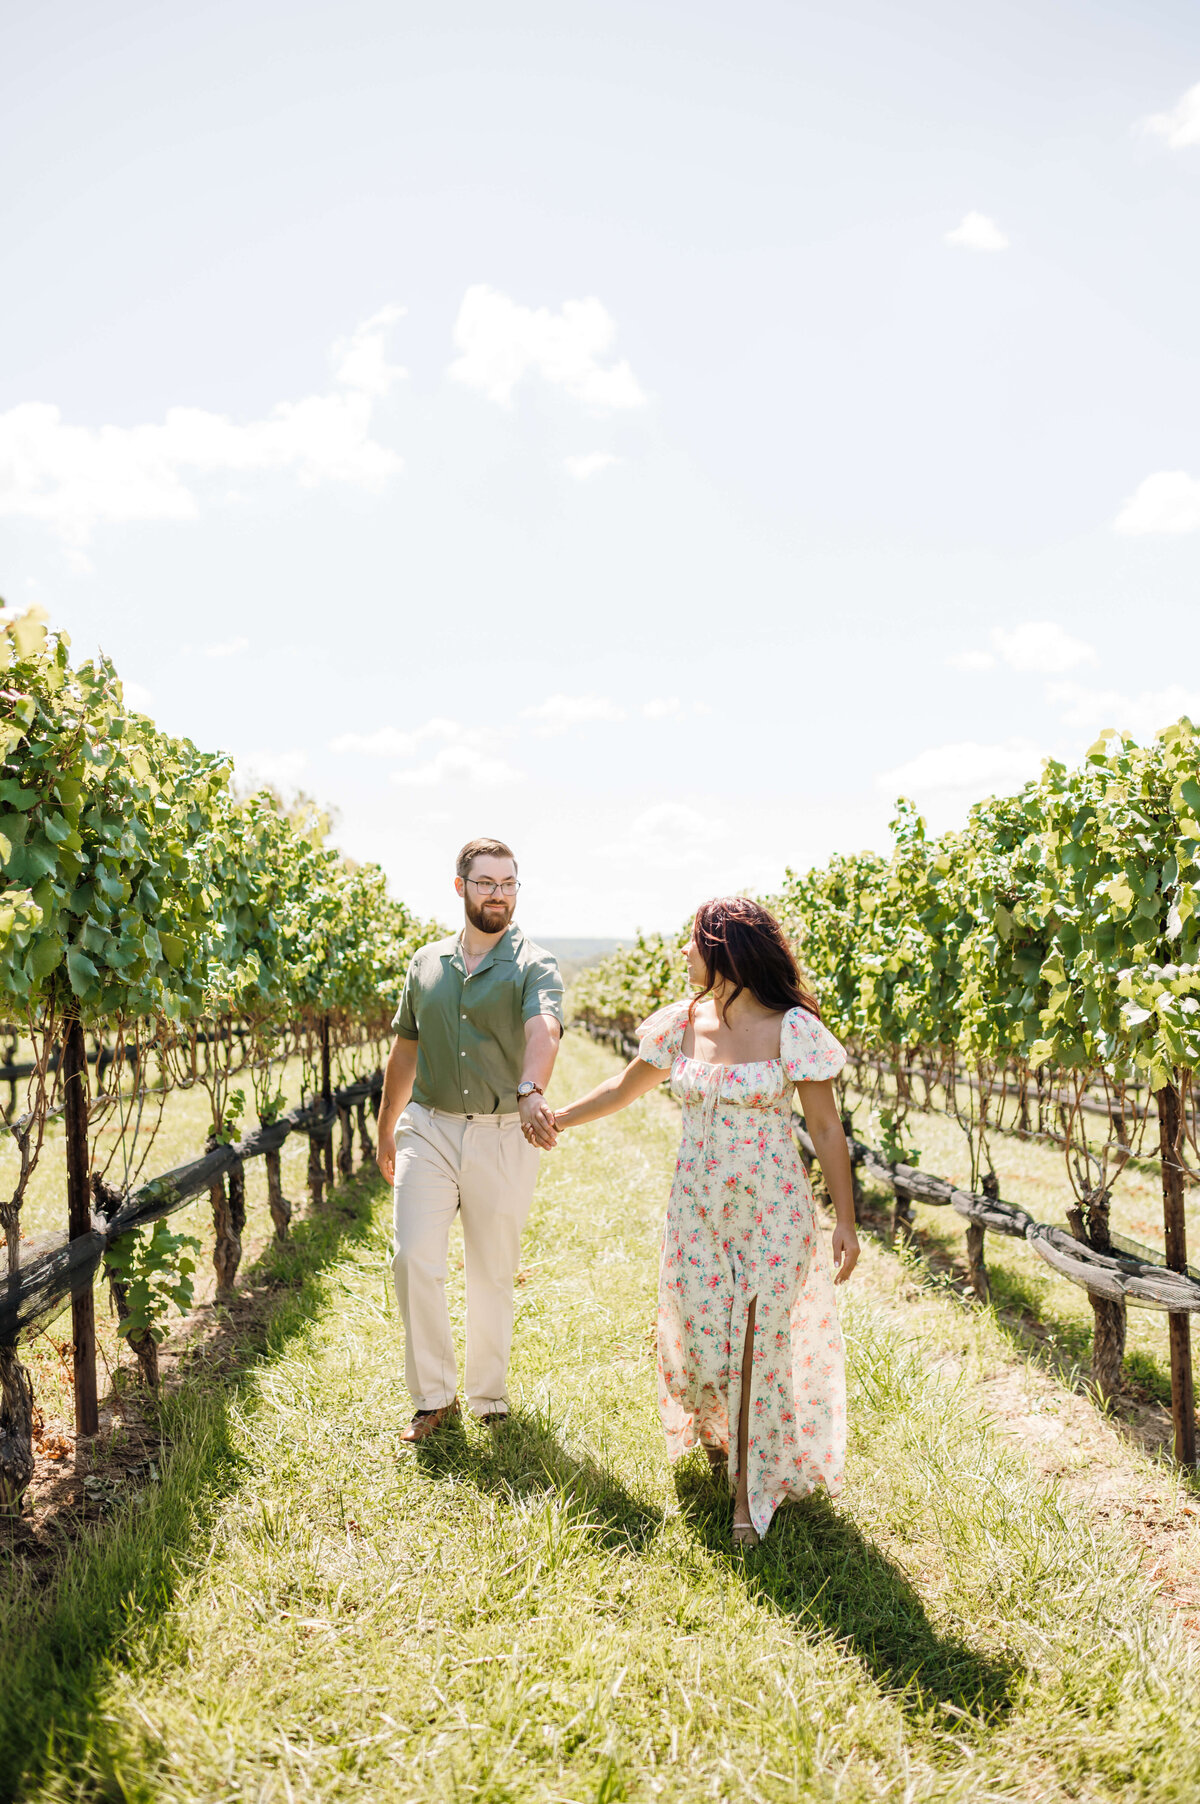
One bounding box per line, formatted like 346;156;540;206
5;1033;1200;1801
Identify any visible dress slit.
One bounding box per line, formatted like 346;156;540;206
728;1293;758;1492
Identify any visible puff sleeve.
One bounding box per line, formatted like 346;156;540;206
637;1001;689;1068
780;1007;846;1083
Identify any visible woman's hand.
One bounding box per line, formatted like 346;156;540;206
519;1091;558;1149
832;1222;860;1284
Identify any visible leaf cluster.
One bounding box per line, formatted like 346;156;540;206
102;1219;200;1343
572;722;1200;1101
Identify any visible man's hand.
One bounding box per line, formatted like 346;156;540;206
376;1133;396;1186
519;1091;558;1150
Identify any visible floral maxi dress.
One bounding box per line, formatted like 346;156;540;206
638;1001;848;1537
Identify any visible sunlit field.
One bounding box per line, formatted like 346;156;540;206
5;1035;1200;1802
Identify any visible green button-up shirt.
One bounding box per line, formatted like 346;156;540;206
392;926;564;1115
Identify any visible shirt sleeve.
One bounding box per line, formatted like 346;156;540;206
391;960;420;1040
637;1001;689;1068
781;1007;845;1082
521;955;565;1026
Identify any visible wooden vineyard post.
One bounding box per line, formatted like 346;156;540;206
62;1016;99;1438
966;1176;995;1305
337;1102;353;1177
209;1152;244;1303
264;1147;291;1239
355;1097;374;1163
321;1017;334;1190
1157;1077;1196;1467
306;1132;325;1208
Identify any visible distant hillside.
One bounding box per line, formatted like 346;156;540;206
539;938;622;985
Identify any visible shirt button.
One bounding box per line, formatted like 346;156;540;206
461;1051;466;1057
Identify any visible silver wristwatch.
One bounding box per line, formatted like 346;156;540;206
516;1081;543;1099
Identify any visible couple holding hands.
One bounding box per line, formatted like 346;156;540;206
376;838;859;1548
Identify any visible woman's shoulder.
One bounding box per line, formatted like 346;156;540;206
636;999;690;1066
638;998;690;1038
780;1005;846;1081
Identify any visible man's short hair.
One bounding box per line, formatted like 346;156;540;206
456;837;517;880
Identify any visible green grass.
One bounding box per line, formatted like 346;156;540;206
3;1034;1200;1801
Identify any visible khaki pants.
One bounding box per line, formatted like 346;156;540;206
391;1103;540;1416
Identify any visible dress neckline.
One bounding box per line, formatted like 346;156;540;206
679;1051;784;1073
679;1006;788;1072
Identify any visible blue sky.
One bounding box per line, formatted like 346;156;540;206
4;0;1200;936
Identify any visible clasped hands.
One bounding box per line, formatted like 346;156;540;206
519;1091;560;1150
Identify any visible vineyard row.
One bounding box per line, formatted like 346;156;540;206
570;720;1200;1462
0;605;438;1509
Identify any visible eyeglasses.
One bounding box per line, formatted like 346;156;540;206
465;877;521;898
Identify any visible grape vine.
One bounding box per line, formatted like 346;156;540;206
0;604;438;1504
568;721;1200;1423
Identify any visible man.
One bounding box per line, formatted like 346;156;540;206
376;837;563;1442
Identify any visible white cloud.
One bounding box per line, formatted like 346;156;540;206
565;452;622;481
1047;681;1200;741
520;694;626;736
205;635;249;659
331;305;407;396
237;748;309;793
329;718;460;758
332;715;517;786
1141;81;1200;149
1114;470;1200;535
63;546;94;577
390;745;520;788
945;649;996;672
122;680;153;712
945;211;1010;252
947;621;1096;677
877;738;1045;807
602;802;725;871
449;285;647;410
0;308;406;541
991;621;1096;674
642;697;684;719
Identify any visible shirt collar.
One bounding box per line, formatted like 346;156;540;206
446;924;520;979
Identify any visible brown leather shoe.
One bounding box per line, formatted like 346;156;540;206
401;1399;460;1443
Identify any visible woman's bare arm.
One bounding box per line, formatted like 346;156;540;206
796;1077;860;1283
554;1058;668;1131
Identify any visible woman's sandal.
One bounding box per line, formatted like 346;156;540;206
732;1511;760;1550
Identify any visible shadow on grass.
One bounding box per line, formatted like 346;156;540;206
409;1405;663;1554
0;1160;387;1799
674;1458;1021;1726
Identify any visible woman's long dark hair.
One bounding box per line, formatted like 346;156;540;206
689;896;821;1024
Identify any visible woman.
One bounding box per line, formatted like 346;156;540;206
553;897;859;1547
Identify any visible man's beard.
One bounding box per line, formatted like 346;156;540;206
464;893;514;934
